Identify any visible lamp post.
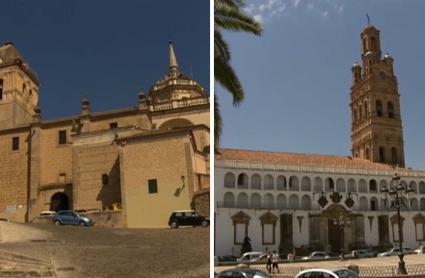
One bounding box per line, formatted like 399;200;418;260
380;173;414;275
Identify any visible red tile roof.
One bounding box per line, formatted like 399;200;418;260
217;148;401;171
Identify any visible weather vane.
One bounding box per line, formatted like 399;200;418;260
366;14;370;26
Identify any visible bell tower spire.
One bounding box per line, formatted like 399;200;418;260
169;41;179;78
350;25;405;167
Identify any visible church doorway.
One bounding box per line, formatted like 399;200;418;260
328;219;343;253
50;192;69;211
279;214;293;253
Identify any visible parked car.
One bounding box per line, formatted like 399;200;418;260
168;210;209;228
40;211;57;217
217;255;239;262
237;251;265;262
295;268;359;278
351;249;377;258
217;268;269;278
414;246;425;254
52;210;93;226
301;251;339;261
378;247;414;257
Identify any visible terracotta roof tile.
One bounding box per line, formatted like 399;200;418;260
217;148;401;171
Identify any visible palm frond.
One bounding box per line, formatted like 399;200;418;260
214;56;244;105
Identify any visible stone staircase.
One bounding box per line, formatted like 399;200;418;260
0;250;55;277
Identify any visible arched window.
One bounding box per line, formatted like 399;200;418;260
359;196;368;211
391;147;397;164
276;175;287;191
0;79;3;100
313;177;323;193
251;193;261;209
379;180;388;192
223;192;235;208
358;179;368;193
388;102;394;118
264;194;274;209
325;177;334;192
364;101;368;118
376;100;383;117
301;195;311;210
353;108;357;124
237;173;249;188
289;194;299;210
379;147;386;162
362;38;367;52
420;198;425;210
409;181;417;193
348;179;356;192
264;175;274;190
237;193;249;208
289;176;299;191
365;147;370;160
224;173;236;188
251;174;261;190
369;179;377;192
276;194;287;209
371;37;377;49
336;178;345;193
411;198;419;210
370;197;378;211
301;176;311;191
359;106;363;121
419;182;425;194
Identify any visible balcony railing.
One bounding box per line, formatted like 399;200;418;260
150;97;209;112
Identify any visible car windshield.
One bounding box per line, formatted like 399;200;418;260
334;270;357;278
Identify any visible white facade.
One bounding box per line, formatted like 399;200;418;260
215;157;425;256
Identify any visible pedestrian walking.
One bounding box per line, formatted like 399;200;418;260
266;252;272;274
271;250;280;273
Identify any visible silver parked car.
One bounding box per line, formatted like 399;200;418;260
378;247;414;257
351;249;377;258
295;268;359;278
302;251;338;261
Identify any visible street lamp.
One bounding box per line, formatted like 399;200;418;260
380;173;414;275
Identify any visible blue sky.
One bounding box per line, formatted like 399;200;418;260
0;0;209;119
218;0;425;169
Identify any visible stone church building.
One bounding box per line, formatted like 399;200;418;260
0;41;210;228
215;25;425;256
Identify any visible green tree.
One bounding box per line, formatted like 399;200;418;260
214;0;262;146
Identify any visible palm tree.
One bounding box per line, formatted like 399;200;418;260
214;0;262;146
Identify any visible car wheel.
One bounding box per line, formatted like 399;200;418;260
54;220;61;226
79;221;86;227
201;220;209;227
170;221;179;229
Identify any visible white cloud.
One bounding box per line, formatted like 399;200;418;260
243;0;344;24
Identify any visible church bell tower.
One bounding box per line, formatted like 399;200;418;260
0;41;40;130
350;24;405;167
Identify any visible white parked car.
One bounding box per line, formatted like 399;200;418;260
39;211;57;217
378;247;414;257
295;268;359;278
302;251;339;261
237;251;265;262
414;246;425;254
351;249;377;258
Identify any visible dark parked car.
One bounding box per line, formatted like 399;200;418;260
52;210;93;226
217;268;269;278
168;210;209;228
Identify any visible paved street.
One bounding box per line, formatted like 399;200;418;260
0;221;209;277
215;255;425;277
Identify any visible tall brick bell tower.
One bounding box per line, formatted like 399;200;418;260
350;24;405;167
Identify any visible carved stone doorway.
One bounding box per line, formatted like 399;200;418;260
328;219;343;253
280;214;293;253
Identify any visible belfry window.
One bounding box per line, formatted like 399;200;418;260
391;147;398;164
0;79;3;100
388;102;394;118
379;147;386;162
376;100;383;117
365;148;370;160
